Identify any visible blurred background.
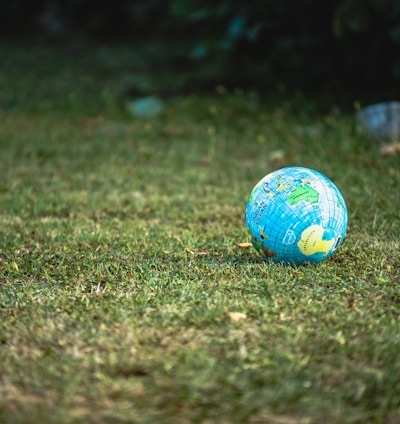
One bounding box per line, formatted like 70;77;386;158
1;0;400;99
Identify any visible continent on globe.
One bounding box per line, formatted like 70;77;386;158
297;225;335;256
276;181;291;192
248;188;258;206
261;245;276;258
251;236;276;258
288;184;319;206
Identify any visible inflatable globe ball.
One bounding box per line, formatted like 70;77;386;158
244;167;348;265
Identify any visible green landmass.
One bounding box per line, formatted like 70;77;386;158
288;184;319;205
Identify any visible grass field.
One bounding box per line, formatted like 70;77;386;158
0;40;399;424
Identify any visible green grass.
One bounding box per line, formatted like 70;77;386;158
0;40;399;424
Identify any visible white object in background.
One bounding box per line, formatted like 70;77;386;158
128;96;165;118
357;101;400;155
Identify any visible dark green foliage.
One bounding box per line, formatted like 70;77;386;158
2;0;400;87
170;0;400;87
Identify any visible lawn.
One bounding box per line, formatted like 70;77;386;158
0;40;399;424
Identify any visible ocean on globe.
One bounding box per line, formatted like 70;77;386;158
244;167;348;265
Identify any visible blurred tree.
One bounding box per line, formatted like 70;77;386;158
0;0;168;38
1;0;399;88
170;0;400;87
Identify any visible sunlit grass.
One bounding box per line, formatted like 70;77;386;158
0;41;399;424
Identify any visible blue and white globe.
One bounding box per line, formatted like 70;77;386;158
244;167;348;265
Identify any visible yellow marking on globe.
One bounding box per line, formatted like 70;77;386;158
297;225;335;256
277;182;291;192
